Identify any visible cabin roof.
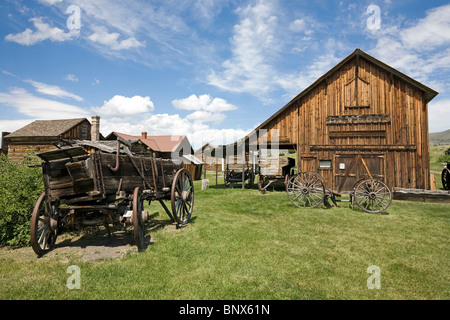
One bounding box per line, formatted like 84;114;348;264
4;118;88;139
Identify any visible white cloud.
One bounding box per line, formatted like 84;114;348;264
93;95;154;116
172;94;237;124
64;74;79;82
99;113;251;150
399;5;450;50
88;25;145;51
186;110;226;124
172;94;237;113
37;0;63;5
207;0;280;96
25;80;83;101
370;4;450;85
5;17;79;46
0;87;88;119
428;98;450;133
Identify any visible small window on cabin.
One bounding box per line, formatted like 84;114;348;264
81;124;88;140
319;160;332;169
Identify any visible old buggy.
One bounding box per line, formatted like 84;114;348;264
30;138;194;256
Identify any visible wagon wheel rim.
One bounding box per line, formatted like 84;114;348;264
30;192;58;256
353;179;392;214
286;171;325;208
442;169;450;190
132;187;146;250
171;169;194;225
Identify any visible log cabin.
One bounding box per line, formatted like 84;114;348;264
248;49;438;191
3;117;96;163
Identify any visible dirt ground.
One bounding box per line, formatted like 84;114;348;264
0;216;181;263
0;227;149;263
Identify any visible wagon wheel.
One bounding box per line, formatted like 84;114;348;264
258;175;269;194
442;168;450;190
30;192;59;256
353;179;392;214
171;169;194;225
286;171;325;208
132;187;146;250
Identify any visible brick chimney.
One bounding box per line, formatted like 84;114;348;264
141;132;147;139
91;115;100;141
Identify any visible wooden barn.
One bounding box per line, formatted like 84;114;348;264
248;49;438;191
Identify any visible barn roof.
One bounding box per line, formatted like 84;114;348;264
4;118;88;139
256;48;438;132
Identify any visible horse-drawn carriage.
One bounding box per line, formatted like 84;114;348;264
30;138;194;256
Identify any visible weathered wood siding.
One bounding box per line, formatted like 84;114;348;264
259;56;431;190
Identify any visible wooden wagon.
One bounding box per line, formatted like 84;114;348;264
285;155;392;213
257;151;295;194
30;138;194;256
224;155;256;188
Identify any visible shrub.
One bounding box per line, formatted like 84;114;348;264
0;155;44;246
437;153;450;164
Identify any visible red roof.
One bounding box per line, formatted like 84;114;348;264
112;132;187;153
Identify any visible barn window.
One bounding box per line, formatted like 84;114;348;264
319;160;331;169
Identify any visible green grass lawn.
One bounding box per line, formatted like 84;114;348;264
0;174;449;300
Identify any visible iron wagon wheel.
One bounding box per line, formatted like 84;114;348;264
171;169;194;225
353;179;392;214
442;168;450;190
286;171;325;208
30;192;59;256
132;187;147;250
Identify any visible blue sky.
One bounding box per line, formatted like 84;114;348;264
1;0;449;149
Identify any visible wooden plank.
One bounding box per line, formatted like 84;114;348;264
310;145;416;151
329;130;386;138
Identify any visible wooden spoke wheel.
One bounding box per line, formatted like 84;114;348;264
442;169;450;190
258;175;269;194
132;187;146;250
30;192;59;256
171;169;194;225
286;171;325;208
353;179;392;214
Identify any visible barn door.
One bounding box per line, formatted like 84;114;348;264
334;154;385;192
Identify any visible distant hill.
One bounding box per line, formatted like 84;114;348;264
429;129;450;145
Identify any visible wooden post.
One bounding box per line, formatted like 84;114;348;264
242;143;245;189
204;154;207;180
215;155;218;189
